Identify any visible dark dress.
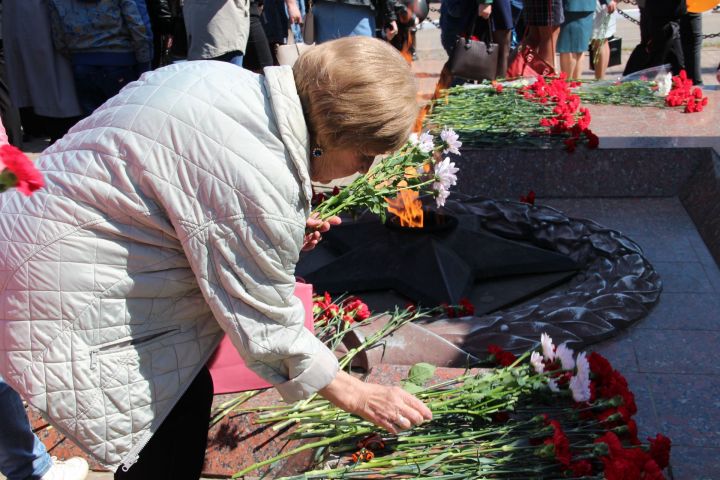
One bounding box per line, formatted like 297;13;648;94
524;0;564;26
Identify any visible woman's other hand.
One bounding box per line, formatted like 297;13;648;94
606;0;616;14
319;371;433;434
478;3;492;19
302;214;341;251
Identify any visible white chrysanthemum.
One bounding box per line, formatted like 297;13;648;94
569;376;591;402
548;378;560;393
556;343;575;371
575;351;590;377
408;132;419;145
433;157;459;208
440;128;462;155
569;351;591;402
434;187;450;208
418;132;435;153
530;351;545;374
541;333;556;362
655;72;672;97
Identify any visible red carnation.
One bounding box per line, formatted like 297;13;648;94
647;434;671;469
569;460;593;477
487;344;517;367
0;144;44;196
344;297;371;321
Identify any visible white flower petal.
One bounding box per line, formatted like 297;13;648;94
548;378;560;393
569;374;591;402
540;333;556;362
530;351;545;374
440;128;462;156
556;344;575;371
418;132;435;153
408;133;419;145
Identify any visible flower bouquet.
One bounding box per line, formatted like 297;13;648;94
311;129;461;221
232;323;672;479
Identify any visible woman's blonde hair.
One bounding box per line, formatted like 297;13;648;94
293;36;418;155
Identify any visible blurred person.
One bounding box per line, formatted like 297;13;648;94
0;0;22;147
679;8;703;84
262;0;304;55
589;0;617;80
510;0;525;48
0;37;431;480
0;378;90;480
184;0;250;65
523;0;564;68
558;0;599;79
312;0;398;43
2;0;82;143
146;0;176;67
48;0;154;116
643;0;686;73
440;0;513;78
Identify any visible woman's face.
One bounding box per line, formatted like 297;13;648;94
310;148;377;183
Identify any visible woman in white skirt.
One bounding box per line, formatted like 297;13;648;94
590;0;617;79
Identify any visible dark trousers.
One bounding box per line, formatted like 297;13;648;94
0;41;22;147
244;10;275;72
114;366;214;480
72;64;139;116
680;12;703;84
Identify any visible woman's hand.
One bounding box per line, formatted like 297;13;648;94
302;214;341;251
606;0;616;14
319;371;433;434
478;3;492;19
286;0;302;24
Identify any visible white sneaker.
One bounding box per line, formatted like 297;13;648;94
40;457;90;480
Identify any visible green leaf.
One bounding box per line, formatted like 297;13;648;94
400;381;424;394
405;362;437;387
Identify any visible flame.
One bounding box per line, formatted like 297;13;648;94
386;190;424;228
412;64;455;133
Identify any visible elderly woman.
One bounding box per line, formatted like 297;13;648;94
0;37;431;479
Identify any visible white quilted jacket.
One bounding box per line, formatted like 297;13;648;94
0;62;339;472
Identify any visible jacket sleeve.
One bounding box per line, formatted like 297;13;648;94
181;213;339;403
120;0;154;63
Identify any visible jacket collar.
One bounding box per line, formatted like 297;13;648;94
263;66;312;210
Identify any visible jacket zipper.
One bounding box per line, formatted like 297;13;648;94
89;327;180;370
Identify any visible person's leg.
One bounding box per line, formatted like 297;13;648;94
680;12;703;85
493;29;512;78
591;38;609;80
114;367;214;480
559;52;574;77
536;25;559;69
244;12;275;72
571;51;583;79
0;377;53;480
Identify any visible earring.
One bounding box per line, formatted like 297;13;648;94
312;147;324;158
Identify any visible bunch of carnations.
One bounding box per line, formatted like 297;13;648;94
312;292;372;349
665;70;709;113
427;74;597;152
576;78;669;107
440;297;475;318
521;74;599;152
234;332;672;479
0;144;44;195
311;129;461;220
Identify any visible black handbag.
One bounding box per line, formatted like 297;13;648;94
448;16;499;81
589;36;622;70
